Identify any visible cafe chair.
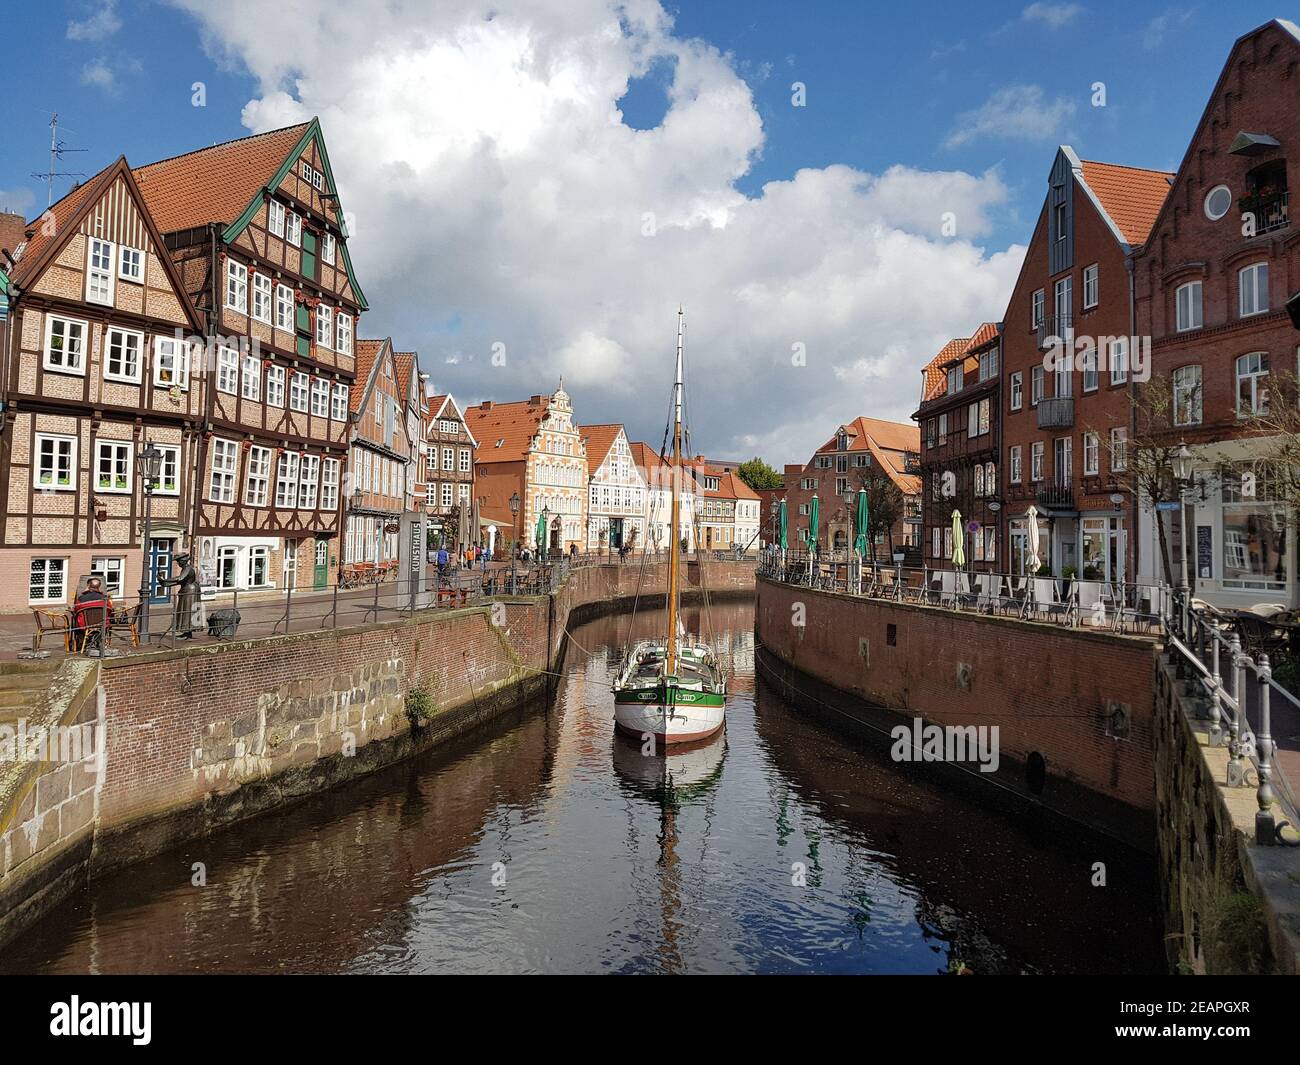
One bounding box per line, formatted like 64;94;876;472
31;608;71;652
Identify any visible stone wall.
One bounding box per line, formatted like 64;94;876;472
0;560;755;947
754;576;1158;848
1154;652;1300;974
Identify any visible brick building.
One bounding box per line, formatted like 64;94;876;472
999;146;1171;581
465;382;587;556
133;119;363;593
915;325;1002;570
344;338;420;572
0;158;207;612
419;393;477;551
1133;18;1300;608
780;417;921;559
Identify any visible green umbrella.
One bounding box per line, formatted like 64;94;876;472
778;499;788;551
535;512;547;553
807;494;820;555
950;509;965;568
853;488;869;558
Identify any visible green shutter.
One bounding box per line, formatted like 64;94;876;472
302;231;317;280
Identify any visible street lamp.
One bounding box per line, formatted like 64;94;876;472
1172;442;1194;634
509;491;520;594
137;442;163;641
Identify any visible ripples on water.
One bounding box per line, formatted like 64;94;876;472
1;601;1164;974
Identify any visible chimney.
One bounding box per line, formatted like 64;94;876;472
0;211;27;262
479;400;493;411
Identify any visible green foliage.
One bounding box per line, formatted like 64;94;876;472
736;457;782;491
1205;891;1269;974
1271;656;1300;698
405;685;435;730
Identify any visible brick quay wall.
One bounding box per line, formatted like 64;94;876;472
0;560;755;948
754;575;1159;850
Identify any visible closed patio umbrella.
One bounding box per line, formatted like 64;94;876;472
807;494;820;556
853;488;869;558
1026;505;1041;573
778;499;788;551
951;509;965;568
535;513;546;554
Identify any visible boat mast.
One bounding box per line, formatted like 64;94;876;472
666;307;684;677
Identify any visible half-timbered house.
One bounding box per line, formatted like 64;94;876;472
0;157;206;613
133;119;365;593
420;392;477;552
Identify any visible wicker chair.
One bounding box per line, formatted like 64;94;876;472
31;609;71;652
109;603;143;648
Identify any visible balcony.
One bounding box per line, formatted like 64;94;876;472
1036;482;1073;510
1036;396;1074;429
1036;313;1072;351
1241;190;1289;235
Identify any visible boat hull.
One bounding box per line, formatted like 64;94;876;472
613;686;726;745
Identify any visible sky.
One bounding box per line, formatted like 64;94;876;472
0;1;1288;466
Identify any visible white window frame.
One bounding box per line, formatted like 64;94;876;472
321;233;336;265
29;558;68;605
1083;263;1099;309
118;245;144;284
336;313;353;356
298;454;320;510
1030;441;1044;482
1110;427;1128;473
275;283;294;330
310;377;330;417
87;237;115;306
43;315;87;375
1031;366;1044;406
103;326;143;384
208;438;238;504
241;355;261;401
245;445;271;507
1175;280;1203;332
90;556;125;598
316;305;333;350
1173;364;1202;427
153;337;190;390
321;458;340;511
286;211;302;248
266;365;286;408
153;443;181;496
1031;289;1045;328
331;382;348;420
247;546;271;589
216;345;239;395
94;439;133;494
1239;262;1269;318
1009;371;1023;411
1235;351;1270;418
275;452;300;508
1083;431;1100;477
225;259;248;313
252;272;272;323
1009;445;1022;483
1108;337;1128;385
268;200;286;238
290;372;310;413
35;433;77;491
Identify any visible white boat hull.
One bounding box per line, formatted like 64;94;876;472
613;699;726;745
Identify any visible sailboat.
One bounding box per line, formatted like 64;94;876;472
611;310;727;745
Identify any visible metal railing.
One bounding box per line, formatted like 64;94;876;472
759;551;1168;635
1036;396;1074;429
1163;591;1300;845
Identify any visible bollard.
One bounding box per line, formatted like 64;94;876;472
1255;654;1277;845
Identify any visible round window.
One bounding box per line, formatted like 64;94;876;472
1204;184;1233;221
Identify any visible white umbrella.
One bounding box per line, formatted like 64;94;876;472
1026;505;1041;572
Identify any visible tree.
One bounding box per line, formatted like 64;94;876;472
736;456;782;491
847;468;905;560
1244;369;1300;512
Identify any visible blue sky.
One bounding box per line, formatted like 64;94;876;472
0;2;1291;462
4;1;1283;241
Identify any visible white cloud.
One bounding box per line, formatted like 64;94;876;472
1021;3;1083;30
1143;7;1195;51
944;84;1075;149
67;0;122;41
80;59;117;92
0;187;36;217
169;0;1023;464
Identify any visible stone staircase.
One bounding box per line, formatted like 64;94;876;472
0;660;59;729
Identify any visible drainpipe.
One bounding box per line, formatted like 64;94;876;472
1126;251;1139;587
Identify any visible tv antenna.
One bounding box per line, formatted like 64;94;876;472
30;113;87;207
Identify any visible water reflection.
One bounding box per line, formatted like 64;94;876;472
0;600;1163;974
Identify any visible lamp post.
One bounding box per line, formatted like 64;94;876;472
509;491;520;594
1172;442;1194;636
136;443;163;641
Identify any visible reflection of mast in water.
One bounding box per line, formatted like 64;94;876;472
611;729;727;974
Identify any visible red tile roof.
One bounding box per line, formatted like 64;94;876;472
921;337;970;402
962;321;999;354
9;162;113;287
1080;159;1174;247
351;338;386;414
392;352;416;404
816;415;919;458
578;424;623;476
133;122;312;233
464;396;551;464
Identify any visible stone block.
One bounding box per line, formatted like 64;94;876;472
232;713;259;738
35;763;71;814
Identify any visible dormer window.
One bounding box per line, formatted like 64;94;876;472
836;431;848;451
947;366;963;394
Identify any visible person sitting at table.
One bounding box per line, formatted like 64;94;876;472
71;577;113;649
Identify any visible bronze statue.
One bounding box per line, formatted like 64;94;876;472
157;552;202;638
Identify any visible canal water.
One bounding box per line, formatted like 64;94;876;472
1;600;1164;974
